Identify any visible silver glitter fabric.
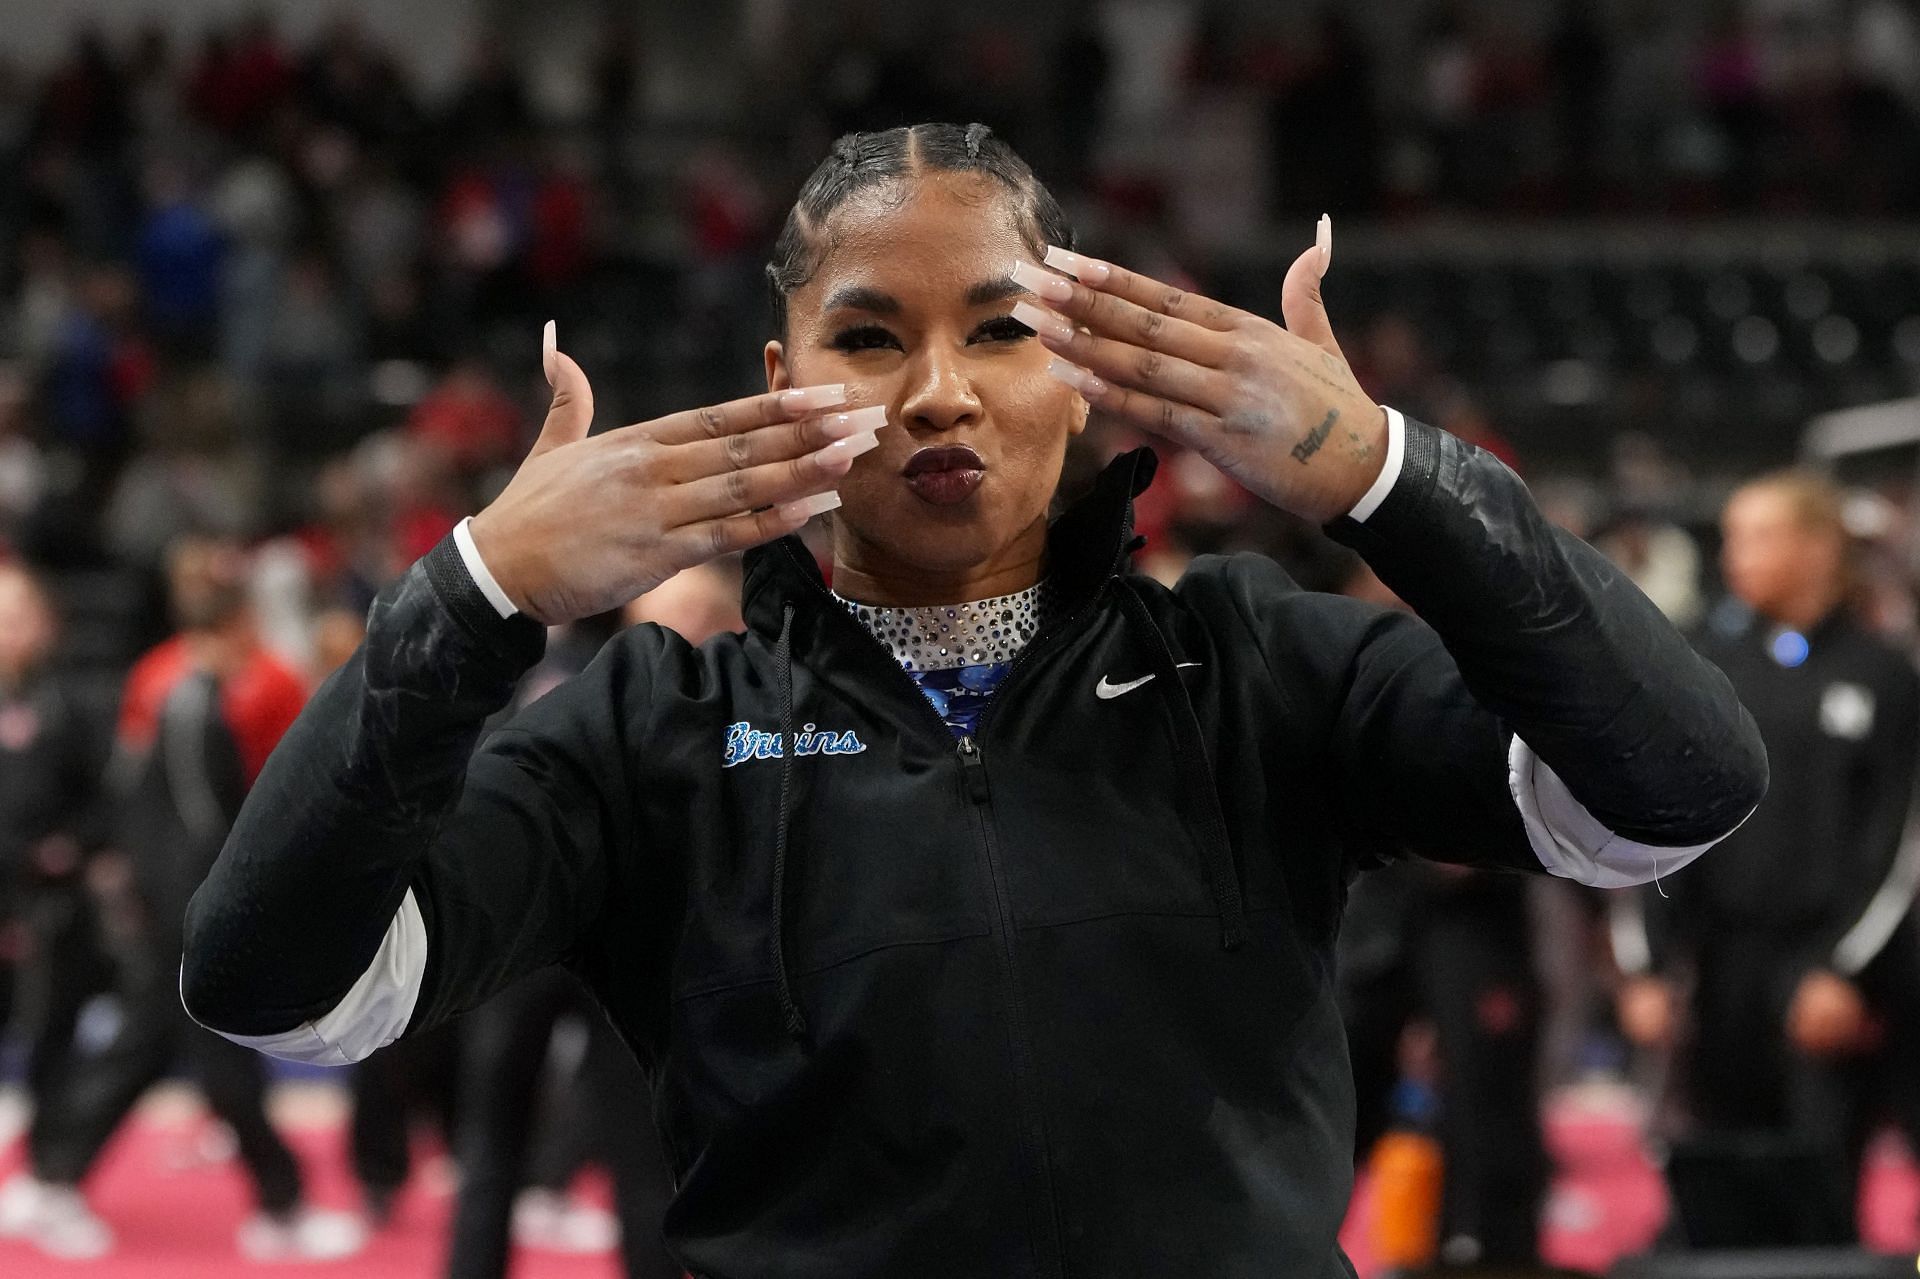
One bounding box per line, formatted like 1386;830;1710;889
836;582;1047;672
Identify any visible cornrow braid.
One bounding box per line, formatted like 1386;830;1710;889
765;122;1074;335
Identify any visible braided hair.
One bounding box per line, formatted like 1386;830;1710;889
765;123;1074;334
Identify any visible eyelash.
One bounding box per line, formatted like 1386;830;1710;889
827;315;1035;353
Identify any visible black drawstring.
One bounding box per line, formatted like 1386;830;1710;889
771;603;809;1041
1118;582;1247;950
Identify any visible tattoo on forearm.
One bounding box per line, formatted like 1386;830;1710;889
1290;409;1339;463
1342;429;1373;465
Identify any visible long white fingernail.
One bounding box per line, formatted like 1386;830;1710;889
1316;214;1331;278
779;491;842;521
542;320;557;385
1043;245;1110;285
782;384;848;413
1009;258;1073;303
818;405;888;440
1046;356;1108;399
821;429;880;460
1011;300;1074;343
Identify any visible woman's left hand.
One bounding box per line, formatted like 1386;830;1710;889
1009;218;1388;526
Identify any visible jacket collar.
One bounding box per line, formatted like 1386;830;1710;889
741;447;1160;639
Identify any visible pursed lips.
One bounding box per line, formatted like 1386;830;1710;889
901;444;987;477
901;445;988;505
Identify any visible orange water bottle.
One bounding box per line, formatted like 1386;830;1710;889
1368;1081;1443;1272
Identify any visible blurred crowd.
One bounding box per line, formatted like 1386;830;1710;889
3;2;1920;603
3;1;1920;1274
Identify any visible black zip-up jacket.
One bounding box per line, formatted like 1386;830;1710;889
182;417;1766;1277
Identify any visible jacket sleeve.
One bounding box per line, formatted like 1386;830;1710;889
1312;413;1767;884
180;533;635;1065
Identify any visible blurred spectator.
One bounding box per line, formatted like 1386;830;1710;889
134;161;224;357
299;17;412;149
623;559;745;641
376;431;463;566
1044;14;1111;193
291;451;391;611
100;367;259;566
0;536;364;1263
43;264;151;499
406;360;523;478
1414;9;1483;205
1595;510;1705;629
446;604;684;1279
1615;470;1920;1247
210;149;298;384
0;367;49;552
34;27;128;161
445;33;531;151
1549;4;1610;207
10;230;76;372
1695;8;1770;208
259;250;362;465
186;16;291;139
309;603;367;678
1268;11;1381;217
1337;567;1550;1269
0;563;110;1150
334;155;425;299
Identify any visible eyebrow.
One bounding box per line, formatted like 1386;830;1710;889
966;276;1027;307
821;285;900;315
820;277;1028;316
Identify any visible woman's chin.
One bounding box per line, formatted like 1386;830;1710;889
856;523;1002;579
836;490;1043;585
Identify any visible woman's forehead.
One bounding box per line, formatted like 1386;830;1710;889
799;175;1030;312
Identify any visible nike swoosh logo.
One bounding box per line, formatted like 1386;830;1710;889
1095;663;1201;700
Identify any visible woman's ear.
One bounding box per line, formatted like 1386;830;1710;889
1068;391;1091;437
764;340;790;393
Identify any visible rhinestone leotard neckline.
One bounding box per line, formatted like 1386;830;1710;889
836;582;1047;673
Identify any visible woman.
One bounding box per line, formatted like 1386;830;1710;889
182;124;1765;1277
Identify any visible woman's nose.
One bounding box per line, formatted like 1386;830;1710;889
901;346;983;434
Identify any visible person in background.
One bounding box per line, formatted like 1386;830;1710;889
440;572;737;1279
0;564;112;1161
1614;470;1920;1247
1333;550;1551;1269
299;603;466;1231
0;537;365;1263
622;557;742;640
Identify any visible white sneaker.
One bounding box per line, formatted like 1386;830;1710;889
0;1173;45;1236
237;1206;368;1262
512;1188;618;1253
548;1197;618;1253
0;1177;115;1261
511;1188;565;1247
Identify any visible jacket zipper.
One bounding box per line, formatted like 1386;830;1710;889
957;733;1063;1278
774;539;1128;1275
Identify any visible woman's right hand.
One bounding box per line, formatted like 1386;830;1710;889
469;323;884;625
